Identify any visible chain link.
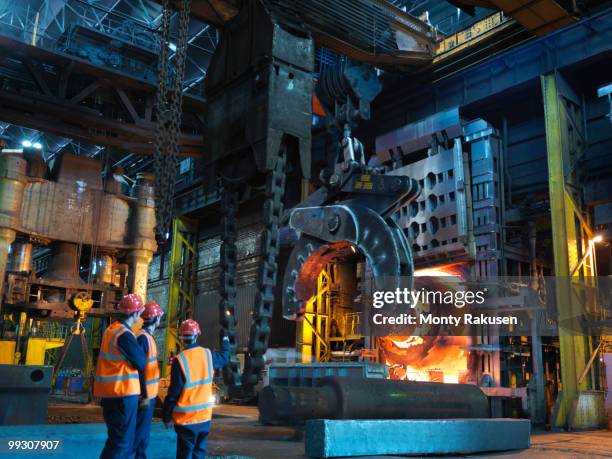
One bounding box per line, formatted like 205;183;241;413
218;145;287;392
242;145;286;388
219;187;241;385
153;0;191;238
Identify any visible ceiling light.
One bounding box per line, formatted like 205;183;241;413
21;140;32;147
33;142;42;149
592;234;604;243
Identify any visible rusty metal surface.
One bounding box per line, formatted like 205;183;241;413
50;155;104;190
0;152;156;252
0;364;53;425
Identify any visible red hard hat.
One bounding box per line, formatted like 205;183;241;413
178;319;201;337
142;301;163;320
118;293;144;313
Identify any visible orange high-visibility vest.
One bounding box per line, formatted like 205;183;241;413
172;347;214;425
93;321;140;398
138;330;160;399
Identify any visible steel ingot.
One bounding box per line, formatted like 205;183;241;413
94;254;115;285
259;376;490;424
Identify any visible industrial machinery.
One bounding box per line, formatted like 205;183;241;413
205;5;421;393
277;107;529;395
158;0;558;401
0;147;157;369
282;61;420;321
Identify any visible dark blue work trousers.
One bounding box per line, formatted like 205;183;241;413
174;421;211;459
100;395;138;459
134;401;155;459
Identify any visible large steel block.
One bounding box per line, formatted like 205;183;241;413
305;418;531;458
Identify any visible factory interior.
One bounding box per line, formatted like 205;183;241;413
1;0;612;458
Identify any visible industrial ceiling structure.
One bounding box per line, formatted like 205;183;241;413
0;0;502;177
0;0;215;171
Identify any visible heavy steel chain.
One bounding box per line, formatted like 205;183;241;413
218;145;287;393
153;0;191;238
219;187;241;385
242;145;286;388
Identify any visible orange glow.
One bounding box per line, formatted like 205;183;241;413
414;264;464;277
390;336;424;349
381;336;470;384
382;264;471;384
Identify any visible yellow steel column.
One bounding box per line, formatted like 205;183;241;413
162;217;198;377
541;73;590;428
297;269;330;363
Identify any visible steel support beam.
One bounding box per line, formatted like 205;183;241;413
0;34;205;156
541;72;595;429
452;0;577;35
162;217;198;377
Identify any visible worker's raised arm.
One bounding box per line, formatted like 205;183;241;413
211;336;230;370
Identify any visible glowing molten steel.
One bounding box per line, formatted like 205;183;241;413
380;264;470;384
381;336;469;383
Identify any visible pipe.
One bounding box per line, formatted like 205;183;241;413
127;172;156;300
0;151;27;312
8;241;33;273
259;376;489;424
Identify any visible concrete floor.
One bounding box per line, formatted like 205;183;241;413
0;403;610;458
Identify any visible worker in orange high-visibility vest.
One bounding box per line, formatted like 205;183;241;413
94;293;147;459
163;319;230;459
134;301;164;459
